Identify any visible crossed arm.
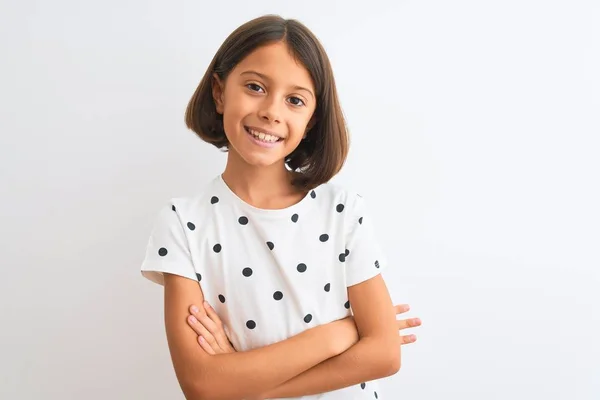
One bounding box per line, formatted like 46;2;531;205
163;273;402;400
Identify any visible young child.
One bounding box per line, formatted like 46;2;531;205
141;14;421;400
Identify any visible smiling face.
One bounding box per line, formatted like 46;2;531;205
212;41;317;169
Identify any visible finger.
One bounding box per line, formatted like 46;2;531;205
227;338;237;352
400;334;417;345
198;335;216;355
186;313;207;336
396;317;422;330
202;301;231;350
187;314;213;340
394;304;410;314
195;310;220;335
191;303;219;332
189;314;221;351
188;306;220;350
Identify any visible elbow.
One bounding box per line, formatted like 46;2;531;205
178;368;229;400
186;385;219;400
184;381;240;400
180;376;214;400
184;387;213;400
381;354;401;377
362;336;402;378
378;341;401;377
180;379;205;400
386;352;401;376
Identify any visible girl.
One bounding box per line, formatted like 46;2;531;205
141;14;421;400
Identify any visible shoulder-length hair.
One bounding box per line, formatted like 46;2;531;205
185;14;349;190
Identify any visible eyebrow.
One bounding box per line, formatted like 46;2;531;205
240;70;314;100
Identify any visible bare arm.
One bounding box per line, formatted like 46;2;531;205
260;274;401;398
163;273;345;400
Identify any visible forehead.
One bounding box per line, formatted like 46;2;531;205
232;41;314;91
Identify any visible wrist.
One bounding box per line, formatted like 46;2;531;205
300;323;336;359
319;319;346;357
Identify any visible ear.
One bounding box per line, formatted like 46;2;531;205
212;73;225;114
304;114;317;138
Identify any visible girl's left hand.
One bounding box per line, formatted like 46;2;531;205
187;301;236;355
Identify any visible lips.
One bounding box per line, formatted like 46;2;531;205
244;126;283;143
245;125;281;137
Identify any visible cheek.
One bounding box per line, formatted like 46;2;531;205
222;87;248;114
223;98;244;118
221;102;247;133
292;114;313;135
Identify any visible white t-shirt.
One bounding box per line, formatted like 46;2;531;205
141;174;388;399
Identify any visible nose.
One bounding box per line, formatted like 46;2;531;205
258;97;281;123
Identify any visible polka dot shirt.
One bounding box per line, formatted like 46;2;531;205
141;174;388;399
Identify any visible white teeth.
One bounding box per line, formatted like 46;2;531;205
248;128;279;143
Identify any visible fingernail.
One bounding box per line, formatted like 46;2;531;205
204;301;211;309
191;305;199;313
189;315;197;323
199;336;205;343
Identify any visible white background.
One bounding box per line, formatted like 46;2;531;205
1;0;598;398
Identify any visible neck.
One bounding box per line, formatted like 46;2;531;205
221;153;303;209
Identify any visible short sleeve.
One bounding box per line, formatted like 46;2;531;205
344;195;388;287
140;201;198;286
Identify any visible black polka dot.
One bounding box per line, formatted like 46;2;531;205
319;234;329;242
211;196;219;204
344;301;350;309
304;314;313;323
324;283;331;292
339;253;346;262
273;291;283;301
171;205;176;212
238;216;249;225
242;267;253;277
375;260;380;268
345;249;350;256
246;320;256;329
158;247;168;256
291;213;299;223
374;392;378;399
359;217;363;224
218;294;225;303
336;204;345;212
213;244;222;253
196;273;202;282
266;241;274;250
360;382;366;390
297;263;307;273
187;222;195;230
310;190;316;199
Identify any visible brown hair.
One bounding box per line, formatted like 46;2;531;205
184;14;349;190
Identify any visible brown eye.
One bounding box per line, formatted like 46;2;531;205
288;96;305;107
246;83;264;92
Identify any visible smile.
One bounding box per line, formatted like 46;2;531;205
245;126;283;143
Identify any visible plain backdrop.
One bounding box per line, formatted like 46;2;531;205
1;0;598;399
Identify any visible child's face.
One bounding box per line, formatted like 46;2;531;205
212;41;316;170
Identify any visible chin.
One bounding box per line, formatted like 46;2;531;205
241;154;284;168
